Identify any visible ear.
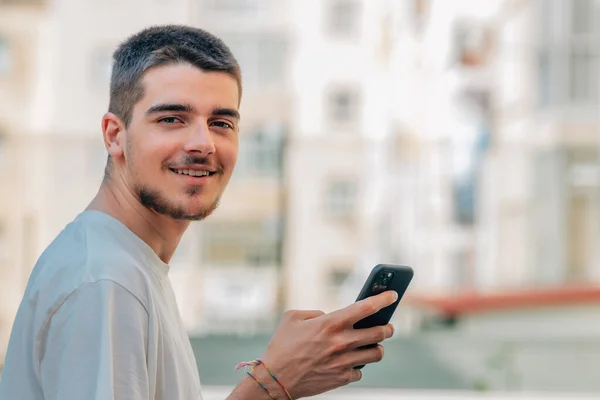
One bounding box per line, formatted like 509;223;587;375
102;112;126;159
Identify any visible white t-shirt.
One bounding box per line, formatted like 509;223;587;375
0;210;203;400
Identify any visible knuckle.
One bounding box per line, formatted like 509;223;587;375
388;324;395;338
350;369;362;383
283;310;297;320
322;316;342;334
374;345;385;362
361;302;378;316
330;337;349;354
343;371;355;385
375;326;387;342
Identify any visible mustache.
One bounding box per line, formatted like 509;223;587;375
164;155;223;173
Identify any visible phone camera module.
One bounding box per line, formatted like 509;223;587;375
380;271;394;286
381;276;389;285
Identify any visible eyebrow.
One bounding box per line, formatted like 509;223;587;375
145;103;240;121
212;107;240;120
146;103;196;115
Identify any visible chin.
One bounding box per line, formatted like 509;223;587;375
184;200;220;220
137;184;220;221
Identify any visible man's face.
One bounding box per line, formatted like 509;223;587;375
114;64;240;220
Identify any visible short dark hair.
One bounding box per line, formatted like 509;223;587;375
109;24;242;126
103;25;242;180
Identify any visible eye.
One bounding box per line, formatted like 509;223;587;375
158;116;182;124
211;120;234;130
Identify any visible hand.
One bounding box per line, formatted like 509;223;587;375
260;290;398;399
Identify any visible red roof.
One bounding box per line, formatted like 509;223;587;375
406;284;600;317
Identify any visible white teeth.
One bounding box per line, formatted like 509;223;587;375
175;169;209;177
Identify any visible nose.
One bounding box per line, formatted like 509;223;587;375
183;121;215;155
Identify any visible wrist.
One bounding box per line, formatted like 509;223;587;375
256;360;294;400
231;358;294;399
227;374;275;400
252;363;291;400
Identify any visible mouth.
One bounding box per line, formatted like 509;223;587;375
169;168;217;179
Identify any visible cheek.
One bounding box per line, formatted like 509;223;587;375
224;148;239;172
127;142;169;177
218;138;239;169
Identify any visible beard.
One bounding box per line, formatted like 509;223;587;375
136;184;220;221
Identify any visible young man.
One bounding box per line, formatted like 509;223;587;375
0;25;397;400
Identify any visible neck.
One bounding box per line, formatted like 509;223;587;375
86;177;190;264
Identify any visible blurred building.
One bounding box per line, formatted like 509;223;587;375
1;0;599;357
401;0;600;333
481;0;600;287
0;0;47;364
284;0;403;313
414;0;600;291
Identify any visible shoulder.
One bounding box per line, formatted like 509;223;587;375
22;213;157;333
51;279;150;323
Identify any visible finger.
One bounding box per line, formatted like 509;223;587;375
348;324;395;349
343;367;362;385
346;344;385;368
334;290;398;326
299;310;326;320
284;309;325;321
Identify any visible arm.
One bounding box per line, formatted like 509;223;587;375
39;280;150;400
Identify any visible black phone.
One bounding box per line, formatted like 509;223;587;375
353;264;414;369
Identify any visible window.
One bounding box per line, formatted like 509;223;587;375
537;0;600;107
328;265;352;288
452;20;491;67
220;33;287;90
324;179;358;221
325;263;353;309
326;0;361;38
0;36;11;77
237;126;285;179
410;0;429;34
327;86;361;125
567;192;593;281
201;219;282;267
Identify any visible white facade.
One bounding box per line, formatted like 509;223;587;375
284;0;403;312
477;0;600;288
376;0;600;299
1;0;599;354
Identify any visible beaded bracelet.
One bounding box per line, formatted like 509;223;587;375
235;359;294;400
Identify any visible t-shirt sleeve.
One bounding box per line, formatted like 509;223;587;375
39;279;150;400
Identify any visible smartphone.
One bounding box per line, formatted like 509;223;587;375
353;264;414;369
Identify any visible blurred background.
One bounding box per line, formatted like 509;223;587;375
1;0;600;398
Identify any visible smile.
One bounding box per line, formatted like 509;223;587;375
169;168;215;177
